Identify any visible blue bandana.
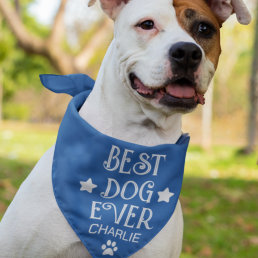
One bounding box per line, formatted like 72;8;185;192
40;74;190;258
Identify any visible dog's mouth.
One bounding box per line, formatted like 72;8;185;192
129;73;205;109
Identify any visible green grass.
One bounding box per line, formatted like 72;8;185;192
181;178;258;258
0;123;257;257
185;145;257;180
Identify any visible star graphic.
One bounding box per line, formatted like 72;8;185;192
80;178;98;193
157;187;175;203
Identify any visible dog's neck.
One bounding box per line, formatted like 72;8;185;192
79;41;182;146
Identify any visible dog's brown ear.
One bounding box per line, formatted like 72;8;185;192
205;0;251;25
88;0;130;20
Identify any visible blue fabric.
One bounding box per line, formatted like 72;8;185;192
40;74;190;258
40;74;95;97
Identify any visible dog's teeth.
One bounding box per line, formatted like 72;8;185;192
198;94;205;105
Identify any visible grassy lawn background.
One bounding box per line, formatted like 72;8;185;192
0;121;257;258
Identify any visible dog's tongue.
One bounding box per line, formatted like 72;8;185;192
166;85;205;105
134;77;206;105
166;85;195;99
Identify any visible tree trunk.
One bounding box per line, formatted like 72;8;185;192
245;1;258;154
14;0;20;17
202;80;214;150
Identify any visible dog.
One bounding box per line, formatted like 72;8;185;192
0;0;251;257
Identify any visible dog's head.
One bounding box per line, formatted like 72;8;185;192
89;0;251;114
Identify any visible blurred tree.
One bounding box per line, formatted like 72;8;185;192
0;0;113;121
214;21;252;116
0;0;255;137
0;71;2;122
0;1;56;120
0;0;112;74
245;0;258;153
0;15;2;121
0;70;2;121
14;0;20;16
202;80;214;150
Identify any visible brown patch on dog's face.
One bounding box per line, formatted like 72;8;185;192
173;0;221;69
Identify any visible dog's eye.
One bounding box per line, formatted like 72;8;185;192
197;22;215;38
138;20;155;30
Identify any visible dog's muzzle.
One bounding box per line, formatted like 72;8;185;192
129;42;205;110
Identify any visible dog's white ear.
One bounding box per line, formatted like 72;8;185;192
88;0;129;20
205;0;251;25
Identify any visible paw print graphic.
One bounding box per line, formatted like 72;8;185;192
101;240;118;256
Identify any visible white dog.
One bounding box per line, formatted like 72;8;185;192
0;0;251;257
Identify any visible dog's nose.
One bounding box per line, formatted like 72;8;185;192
169;42;202;71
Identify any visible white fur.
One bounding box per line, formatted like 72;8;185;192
0;0;219;257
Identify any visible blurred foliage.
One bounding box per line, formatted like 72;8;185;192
3;103;30;121
0;1;112;120
0;19;54;100
0;1;55;120
185;145;257;179
213;18;254;117
0;1;255;122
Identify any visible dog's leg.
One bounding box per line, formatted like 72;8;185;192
56;242;89;258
